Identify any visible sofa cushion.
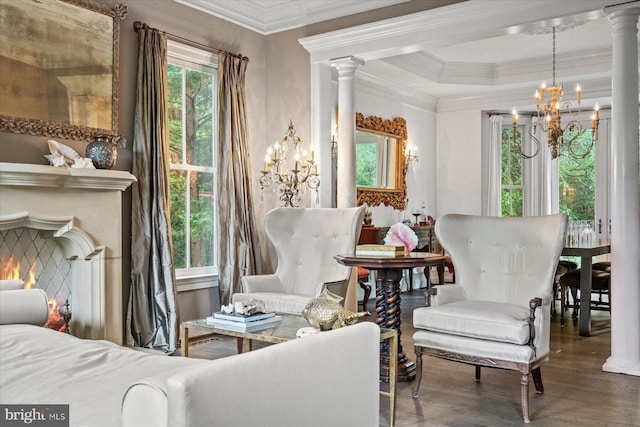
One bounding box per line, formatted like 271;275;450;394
413;301;531;345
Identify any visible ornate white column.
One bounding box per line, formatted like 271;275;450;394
603;4;640;376
331;56;364;208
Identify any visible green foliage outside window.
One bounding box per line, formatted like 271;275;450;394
558;130;595;221
356;142;378;187
501;127;523;217
167;63;216;271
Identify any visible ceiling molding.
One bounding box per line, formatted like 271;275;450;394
175;0;410;35
299;0;619;62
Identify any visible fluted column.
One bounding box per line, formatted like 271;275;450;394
603;4;640;376
331;56;364;208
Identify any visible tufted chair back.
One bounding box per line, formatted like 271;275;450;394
413;213;568;422
435;213;568;308
233;206;365;314
266;206;365;296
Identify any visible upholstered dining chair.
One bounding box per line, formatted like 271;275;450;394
232;206;366;314
412;213;567;423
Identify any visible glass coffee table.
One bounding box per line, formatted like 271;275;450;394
180;314;398;427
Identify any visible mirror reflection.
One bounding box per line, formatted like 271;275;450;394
356;130;399;189
0;0;126;141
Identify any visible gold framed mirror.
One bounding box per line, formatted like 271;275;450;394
355;112;407;210
0;0;127;142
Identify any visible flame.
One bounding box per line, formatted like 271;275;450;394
44;298;67;333
0;256;36;288
2;256;66;331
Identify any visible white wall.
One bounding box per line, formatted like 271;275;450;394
436;109;483;217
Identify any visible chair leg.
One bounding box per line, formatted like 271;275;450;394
358;281;371;312
520;372;531;423
475;365;481;382
531;367;544;393
412;347;424;398
570;287;579;318
560;284;566;327
551;282;557;317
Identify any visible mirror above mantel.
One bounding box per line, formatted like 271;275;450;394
355;112;408;211
0;0;127;142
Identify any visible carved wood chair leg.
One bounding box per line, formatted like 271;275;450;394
532;367;544;393
359;281;371;312
413;347;424;398
521;372;531;423
475;365;481;382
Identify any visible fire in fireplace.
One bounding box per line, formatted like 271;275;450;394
1;249;71;333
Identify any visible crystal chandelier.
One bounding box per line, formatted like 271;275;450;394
511;27;600;159
260;121;320;207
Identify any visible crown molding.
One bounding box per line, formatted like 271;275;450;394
299;0;620;63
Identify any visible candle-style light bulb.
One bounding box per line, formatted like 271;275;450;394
511;108;518;124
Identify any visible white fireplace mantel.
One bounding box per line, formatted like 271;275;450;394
0;162;136;191
0;162;136;344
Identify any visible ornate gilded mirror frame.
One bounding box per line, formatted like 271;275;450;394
0;0;127;142
355;112;407;210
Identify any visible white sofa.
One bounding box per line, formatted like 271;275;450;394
0;288;380;427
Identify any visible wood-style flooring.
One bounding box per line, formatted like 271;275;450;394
175;289;639;427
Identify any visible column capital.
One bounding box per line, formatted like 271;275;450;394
604;2;640;21
330;56;365;75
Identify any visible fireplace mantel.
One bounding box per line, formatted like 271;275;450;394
0;162;136;191
0;162;136;344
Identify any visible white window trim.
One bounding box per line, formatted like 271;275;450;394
168;40;219;291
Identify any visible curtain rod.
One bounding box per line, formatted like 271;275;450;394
133;21;249;62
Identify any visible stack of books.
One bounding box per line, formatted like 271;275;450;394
205;311;282;332
355;244;406;257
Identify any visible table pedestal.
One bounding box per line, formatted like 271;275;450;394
376;268;415;382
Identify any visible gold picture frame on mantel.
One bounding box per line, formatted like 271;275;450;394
0;0;127;142
355;112;408;211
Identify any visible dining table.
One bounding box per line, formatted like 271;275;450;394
561;240;611;337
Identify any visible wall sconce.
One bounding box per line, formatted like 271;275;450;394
330;133;337;160
405;143;418;167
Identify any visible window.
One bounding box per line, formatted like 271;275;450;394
167;41;217;280
501;124;524;217
558;125;596;221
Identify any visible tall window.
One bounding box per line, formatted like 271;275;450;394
501;125;524;217
167;42;217;278
558;124;596;221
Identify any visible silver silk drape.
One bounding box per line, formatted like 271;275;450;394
216;52;263;306
127;26;178;352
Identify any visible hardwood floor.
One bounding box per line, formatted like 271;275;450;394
175;289;639;426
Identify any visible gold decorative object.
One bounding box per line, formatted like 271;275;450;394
355;113;409;211
260;120;320;207
301;286;369;331
511;27;599;160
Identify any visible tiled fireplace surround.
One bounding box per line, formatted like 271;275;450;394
0;163;136;345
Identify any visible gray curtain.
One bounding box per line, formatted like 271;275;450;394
127;25;177;353
217;52;263;306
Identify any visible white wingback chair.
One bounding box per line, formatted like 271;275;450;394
232;206;366;314
412;213;567;423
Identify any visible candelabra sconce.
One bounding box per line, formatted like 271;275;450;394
260;120;320;207
330;134;337;161
405;143;418;168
